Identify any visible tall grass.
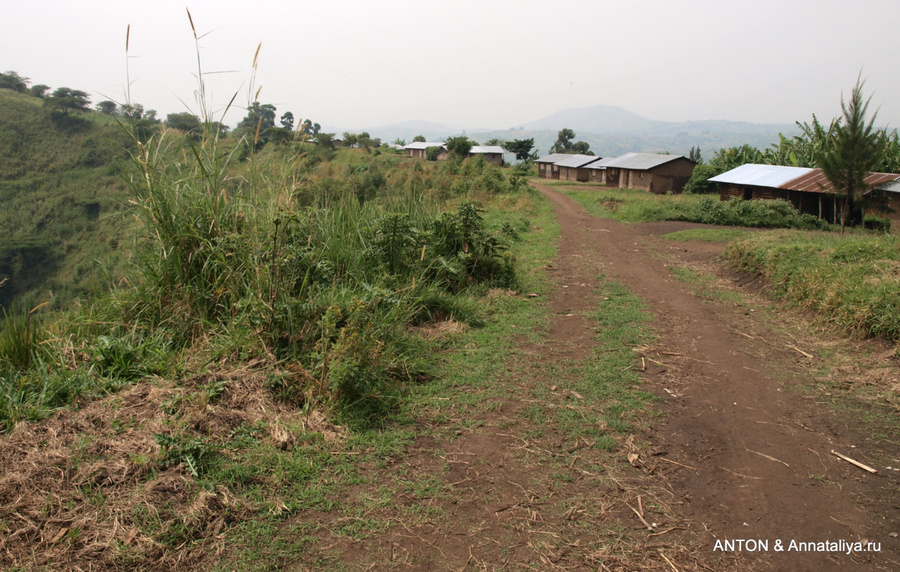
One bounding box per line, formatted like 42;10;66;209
723;231;900;340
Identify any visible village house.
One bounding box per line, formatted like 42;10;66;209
710;163;900;226
593;153;696;193
404;142;447;160
535;154;574;179
555;154;603;182
468;145;505;165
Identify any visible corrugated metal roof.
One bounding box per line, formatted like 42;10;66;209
709;164;900;194
469;146;505;154
784;169;900;194
404;142;445;150
874;179;900;194
601;152;691;170
585;156;621;170
709;164;813;187
554;154;603;168
535;153;575;164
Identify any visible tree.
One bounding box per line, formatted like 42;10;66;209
504;138;537;162
445;136;473;158
166;112;202;135
819;77;886;232
412;134;426;143
96;100;119;115
572;141;593;155
280;111;294;131
550;128;575;153
30;84;50;98
393;137;407;146
299;119;320;136
44;87;91;115
237;102;277;145
342;132;359;147
688;146;703;164
0;71;29;93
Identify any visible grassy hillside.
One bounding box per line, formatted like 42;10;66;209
0;90;135;310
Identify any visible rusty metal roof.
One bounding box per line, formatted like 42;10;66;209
783;169;900;194
555;154;603;168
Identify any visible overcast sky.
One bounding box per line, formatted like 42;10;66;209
4;1;899;132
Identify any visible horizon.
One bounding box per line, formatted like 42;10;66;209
4;1;899;132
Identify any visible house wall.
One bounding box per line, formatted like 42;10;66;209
472;153;503;165
612;159;695;194
558;166;590;182
589;169;605;183
537;162;553;178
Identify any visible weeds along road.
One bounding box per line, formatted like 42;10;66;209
534;180;900;571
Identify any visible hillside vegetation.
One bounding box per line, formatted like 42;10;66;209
0;89;134;309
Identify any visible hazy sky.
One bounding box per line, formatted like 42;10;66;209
4;1;899;132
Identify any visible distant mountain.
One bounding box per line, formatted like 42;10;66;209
339;104;800;159
329;120;462;144
521;104;796;138
523;104;663;134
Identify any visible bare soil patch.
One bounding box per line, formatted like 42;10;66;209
536;182;900;571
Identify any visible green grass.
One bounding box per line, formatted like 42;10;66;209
661;228;750;242
723;230;900;340
562;187;831;230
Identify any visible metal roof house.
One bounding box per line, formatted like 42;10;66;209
584;156;620;184
469;145;505;165
593;153;697;194
710;164;900;225
404;142;447;160
555;154;604;182
535;154;574;179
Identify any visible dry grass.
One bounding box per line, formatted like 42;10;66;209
0;363;343;571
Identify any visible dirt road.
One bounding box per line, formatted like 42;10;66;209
535;182;900;570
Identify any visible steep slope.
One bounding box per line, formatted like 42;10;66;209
0;90;134;310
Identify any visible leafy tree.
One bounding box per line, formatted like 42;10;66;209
682;163;720;194
313;132;336;148
342;132;359;147
550;128;575;153
445;136;473;158
484;138;504;146
549;128;592;154
165;112;202;135
708;144;764;173
357;132;376;149
765;115;840;167
393;137;407;146
237;102;277;146
299;119;320;136
412;134;426;143
572;141;593;155
0;71;29;93
280;111;294;130
819;77;886;232
96;100;119;115
30;84;50;98
44;87;91;115
504;138;537;162
426;146;444;161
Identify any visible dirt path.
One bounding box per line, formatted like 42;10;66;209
534;182;900;570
